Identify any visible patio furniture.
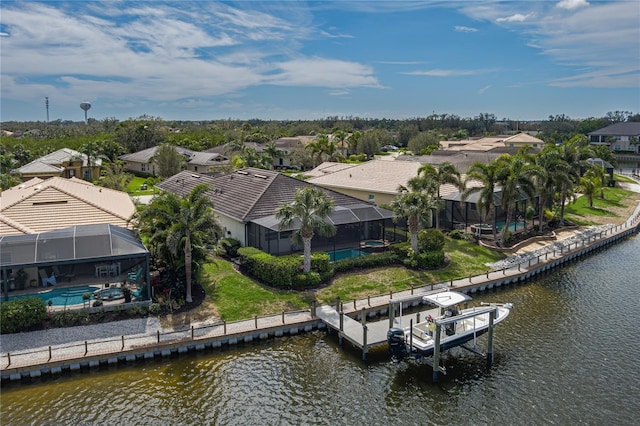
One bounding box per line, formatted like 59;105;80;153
128;267;143;284
39;269;57;287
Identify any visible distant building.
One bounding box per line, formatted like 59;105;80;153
11;148;102;181
588;122;640;153
119;146;229;176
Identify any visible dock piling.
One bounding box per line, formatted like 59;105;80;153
432;324;441;382
362;325;368;361
486;309;496;370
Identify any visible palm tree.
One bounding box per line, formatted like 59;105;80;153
304;135;328;167
495;153;543;242
137;184;221;302
462;161;501;242
556;135;594;225
391;184;439;253
276;187;336;273
579;175;598;207
415;162;462;229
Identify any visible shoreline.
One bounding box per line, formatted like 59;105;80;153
2;200;639;382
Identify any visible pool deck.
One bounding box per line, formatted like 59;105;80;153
2;203;640;381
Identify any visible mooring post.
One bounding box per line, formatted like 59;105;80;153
450;278;453;287
311;300;317;317
282;311;285;324
388;302;395;328
362;325;368;361
411;285;414;295
361;307;366;325
192;326;195;340
339;310;344;332
367;295;371;306
84;341;88;356
336;296;341;312
405;317;412;354
48;346;52;361
486;309;496;370
432;324;441;383
223;320;227;335
254;315;258;329
121;335;125;351
6;352;10;367
416;312;421;323
157;330;160;343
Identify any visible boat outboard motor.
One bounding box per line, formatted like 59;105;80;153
387;327;408;361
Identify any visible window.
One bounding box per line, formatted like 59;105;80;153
141;163;146;172
615;145;621;151
194;166;198;172
368;194;375;201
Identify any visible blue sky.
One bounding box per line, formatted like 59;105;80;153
1;1;639;123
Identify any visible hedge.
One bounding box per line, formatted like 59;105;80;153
1;297;47;334
237;248;332;288
332;251;399;273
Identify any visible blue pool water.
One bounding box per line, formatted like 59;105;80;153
327;248;369;262
6;286;101;306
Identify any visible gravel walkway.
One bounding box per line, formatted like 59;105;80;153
0;317;161;353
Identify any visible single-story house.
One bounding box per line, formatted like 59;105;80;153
0;177;136;236
306;160;423;206
439;133;544;152
588;122;640;153
156;168;407;256
119;146;229;176
11;148;102;181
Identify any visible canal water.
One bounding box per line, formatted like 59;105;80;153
2;235;639;425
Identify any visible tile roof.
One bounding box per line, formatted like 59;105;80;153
119;146;194;163
0;177;136;235
306;160;422;195
156;168;368;222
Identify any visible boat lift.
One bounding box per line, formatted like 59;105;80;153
388;296;499;382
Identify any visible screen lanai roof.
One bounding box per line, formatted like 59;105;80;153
251;203;394;232
0;224;148;269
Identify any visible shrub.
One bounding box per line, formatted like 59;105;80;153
216;238;242;258
149;303;161;315
49;310;90;327
92;299;103;307
448;229;464;240
404;250;445;269
0;297;47;334
418;229;445;252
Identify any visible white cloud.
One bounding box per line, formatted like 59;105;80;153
556;0;590;10
461;1;639;89
454;26;478;32
267;57;380;88
478;85;491;94
0;2;381;107
496;13;534;23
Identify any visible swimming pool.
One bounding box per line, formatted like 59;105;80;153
6;285;101;306
327;248;369;262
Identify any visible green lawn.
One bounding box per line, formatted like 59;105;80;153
199;237;505;320
564;186;636;225
126;176;159;196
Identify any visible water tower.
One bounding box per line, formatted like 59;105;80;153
80;101;91;124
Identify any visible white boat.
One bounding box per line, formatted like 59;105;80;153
388;291;512;359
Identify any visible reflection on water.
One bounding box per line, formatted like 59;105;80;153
2;235;639;425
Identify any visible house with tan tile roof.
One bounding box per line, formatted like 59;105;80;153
0;177;136;236
306;160;423;206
